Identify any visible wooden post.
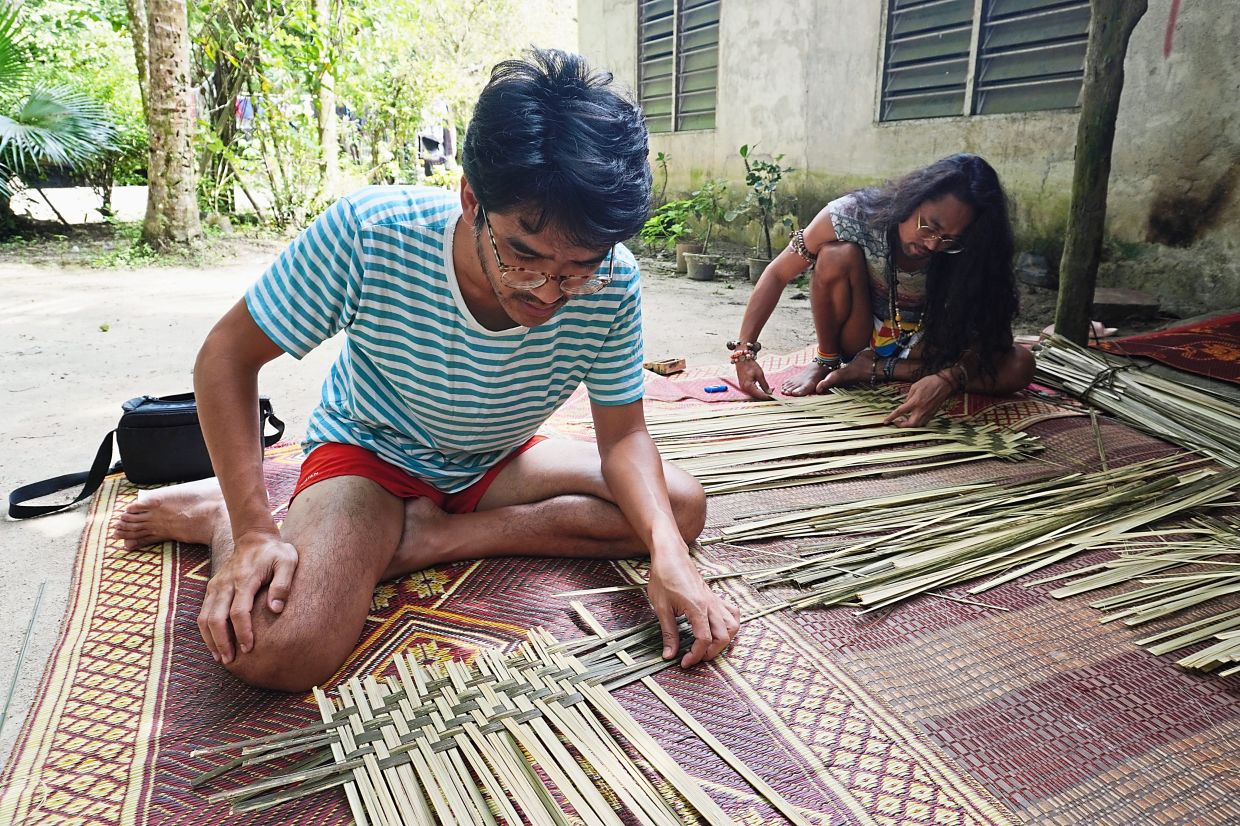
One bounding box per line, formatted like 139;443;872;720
1054;0;1147;344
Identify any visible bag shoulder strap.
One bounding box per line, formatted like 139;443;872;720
260;399;285;447
8;431;120;519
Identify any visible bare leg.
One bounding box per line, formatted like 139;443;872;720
782;242;874;396
383;439;706;580
114;477;228;550
116;474;405;692
219;476;404;690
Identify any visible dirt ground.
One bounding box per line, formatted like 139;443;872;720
0;224;1165;764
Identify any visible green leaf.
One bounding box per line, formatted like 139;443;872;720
0;85;116;179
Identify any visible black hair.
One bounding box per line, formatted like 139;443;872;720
462;48;652;250
852;153;1018;378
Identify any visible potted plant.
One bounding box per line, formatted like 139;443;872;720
729;144;795;282
639;197;697;271
682;179;727;281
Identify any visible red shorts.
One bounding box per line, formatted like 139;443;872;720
291;436;547;514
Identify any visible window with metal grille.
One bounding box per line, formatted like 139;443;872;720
880;0;1090;122
638;0;720;132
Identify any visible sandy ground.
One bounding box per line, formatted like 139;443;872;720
0;240;815;764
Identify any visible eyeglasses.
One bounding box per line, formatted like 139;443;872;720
481;210;614;295
915;211;965;254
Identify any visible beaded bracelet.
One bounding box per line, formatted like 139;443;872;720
726;340;762;354
812;349;841;369
729;349;757;364
883;356;899;383
788;229;817;264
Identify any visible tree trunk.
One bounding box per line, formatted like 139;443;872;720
125;0;150;118
201;59;240;215
1054;0;1147;344
143;0;202;248
314;0;338;196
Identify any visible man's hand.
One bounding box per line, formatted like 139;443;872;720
736;360;774;400
198;530;298;664
883;372;954;428
647;555;740;667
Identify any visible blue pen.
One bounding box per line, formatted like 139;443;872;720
704;385;728;393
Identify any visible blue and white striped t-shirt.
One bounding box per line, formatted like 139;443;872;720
245;186;646;492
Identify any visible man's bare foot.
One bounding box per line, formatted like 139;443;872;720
816;350;876;393
383;497;457;580
114;477;226;550
781;361;835;396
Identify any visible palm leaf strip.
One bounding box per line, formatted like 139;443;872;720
1034;334;1240;467
642;391;1041;494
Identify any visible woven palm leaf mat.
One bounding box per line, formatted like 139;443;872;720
5;388;1239;823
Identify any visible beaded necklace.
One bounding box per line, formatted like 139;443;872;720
884;231;924;350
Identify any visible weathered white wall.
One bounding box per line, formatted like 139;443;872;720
579;0;1239;259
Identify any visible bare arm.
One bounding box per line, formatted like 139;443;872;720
590;399;737;666
882;346;1037;428
735;207;840;399
194;299;291;663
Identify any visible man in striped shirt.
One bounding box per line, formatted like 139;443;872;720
115;49;739;691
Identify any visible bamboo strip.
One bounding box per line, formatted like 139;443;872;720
573;603;812;825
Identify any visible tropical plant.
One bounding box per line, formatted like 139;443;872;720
639;196;696;251
0;0;116;231
654;150;670;204
689;178;727;254
728;143;795;260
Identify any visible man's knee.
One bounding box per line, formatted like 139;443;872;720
810;241;865;290
224;624;353;692
665;464;706;541
1003;346;1036;392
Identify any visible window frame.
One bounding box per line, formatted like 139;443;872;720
637;0;721;134
877;0;1091;123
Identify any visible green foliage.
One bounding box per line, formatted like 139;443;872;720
11;0;576;229
730;143;796;259
654;151;670;205
639;198;696;250
641;180;731;253
0;0;117;216
422;164;459;191
192;0;560;226
690;178;728;254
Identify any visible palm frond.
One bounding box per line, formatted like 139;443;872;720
0;0;28;94
0;85;117;179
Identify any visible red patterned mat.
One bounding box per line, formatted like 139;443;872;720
4;412;1238;824
644;346;1072;430
1098;312;1240;384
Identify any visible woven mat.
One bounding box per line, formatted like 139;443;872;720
4;390;1238;824
644;345;1078;434
1097;312;1240;385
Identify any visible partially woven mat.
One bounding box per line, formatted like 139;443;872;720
1097;312;1240;385
5;392;1238;823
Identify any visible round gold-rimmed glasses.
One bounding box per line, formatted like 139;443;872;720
915;211;965;254
481;209;614;295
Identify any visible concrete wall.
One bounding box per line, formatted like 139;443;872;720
579;0;1240;307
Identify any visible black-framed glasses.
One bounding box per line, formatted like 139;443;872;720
915;211;965;254
481;210;614;295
